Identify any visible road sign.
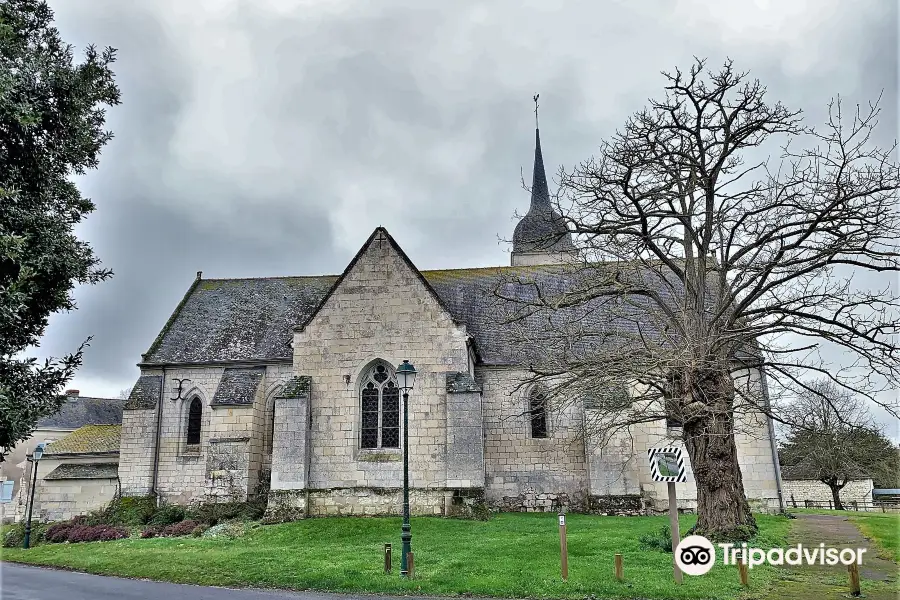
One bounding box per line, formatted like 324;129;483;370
648;446;687;483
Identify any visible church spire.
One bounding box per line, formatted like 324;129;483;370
530;94;551;212
511;95;576;266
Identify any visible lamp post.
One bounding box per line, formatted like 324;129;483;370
23;442;45;549
395;359;417;577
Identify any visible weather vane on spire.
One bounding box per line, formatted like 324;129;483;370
533;93;540;128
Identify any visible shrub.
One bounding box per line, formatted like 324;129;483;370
45;522;74;543
191;525;206;538
3;522;48;548
140;525;162;539
3;524;25;548
66;524;129;543
149;504;186;526
161;519;200;537
202;521;253;539
190;499;266;526
101;496;157;526
639;525;673;553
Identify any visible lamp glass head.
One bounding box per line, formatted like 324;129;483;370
396;360;417;391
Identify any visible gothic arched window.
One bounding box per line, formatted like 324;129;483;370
529;387;549;438
186;397;202;446
263;393;277;455
360;363;400;449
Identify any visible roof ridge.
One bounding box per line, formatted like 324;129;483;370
200;274;340;282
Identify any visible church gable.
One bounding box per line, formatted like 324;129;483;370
296;227;459;334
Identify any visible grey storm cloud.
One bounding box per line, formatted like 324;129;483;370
33;0;897;432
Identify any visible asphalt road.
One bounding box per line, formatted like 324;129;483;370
1;563;450;600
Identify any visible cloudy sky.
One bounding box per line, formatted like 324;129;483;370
36;0;898;432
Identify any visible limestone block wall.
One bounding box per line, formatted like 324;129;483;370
585;421;641;497
154;366;221;504
270;378;312;493
291;229;472;498
783;479;874;508
119;368;163;497
479;367;589;511
122;363;294;504
306;488;449;517
611;370;781;512
31;457;119;522
445;383;485;489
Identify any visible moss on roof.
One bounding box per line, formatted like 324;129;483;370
44;463;119;480
43;425;121;455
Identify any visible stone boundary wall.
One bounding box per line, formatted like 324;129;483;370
783;478;874;507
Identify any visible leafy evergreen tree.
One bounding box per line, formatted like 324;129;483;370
0;0;120;460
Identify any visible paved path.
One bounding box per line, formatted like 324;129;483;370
0;563;473;600
766;513;898;600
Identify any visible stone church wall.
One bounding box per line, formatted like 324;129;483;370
479;367;781;514
269;229;479;516
119;368;163;497
121;363;295;504
600;368;781;512
479;367;589;512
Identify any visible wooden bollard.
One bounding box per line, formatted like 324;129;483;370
848;562;861;596
738;561;749;587
407;552;415;579
614;554;624;582
384;543;392;573
558;513;569;581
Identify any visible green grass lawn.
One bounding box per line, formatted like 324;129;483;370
2;512;789;599
847;513;900;563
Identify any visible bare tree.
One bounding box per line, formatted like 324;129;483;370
117;387;132;400
496;59;899;539
780;380;894;510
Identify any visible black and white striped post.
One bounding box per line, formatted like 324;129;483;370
648;447;687;584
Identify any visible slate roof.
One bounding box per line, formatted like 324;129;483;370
43;425;121;456
126;375;162;409
44;463;119;480
37;396;124;429
277;376;311;399
211;367;265;406
139;258;685;368
143;275;337;364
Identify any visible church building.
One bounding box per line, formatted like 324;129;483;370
119;125;782;518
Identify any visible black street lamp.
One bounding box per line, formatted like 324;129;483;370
395;359;417;577
23;442;45;549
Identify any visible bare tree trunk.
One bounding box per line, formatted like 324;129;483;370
681;371;758;540
828;481;845;511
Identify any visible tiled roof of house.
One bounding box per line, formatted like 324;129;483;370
44;463;119;480
37;396;124;429
42;425;121;456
